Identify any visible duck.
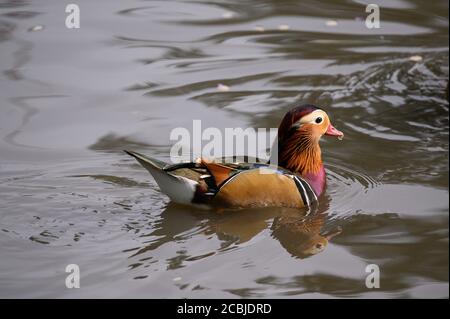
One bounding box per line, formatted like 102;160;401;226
125;104;343;209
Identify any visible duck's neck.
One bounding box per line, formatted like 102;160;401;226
278;133;326;196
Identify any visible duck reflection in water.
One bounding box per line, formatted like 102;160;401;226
270;207;342;259
128;194;342;261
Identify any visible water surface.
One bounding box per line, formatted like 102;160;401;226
0;0;448;298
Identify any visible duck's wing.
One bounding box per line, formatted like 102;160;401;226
208;163;317;209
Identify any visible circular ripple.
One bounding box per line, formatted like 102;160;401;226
325;163;379;217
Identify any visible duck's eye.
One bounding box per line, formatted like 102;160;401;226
315;117;323;124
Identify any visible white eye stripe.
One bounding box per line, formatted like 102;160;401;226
298;109;327;125
306;116;323;124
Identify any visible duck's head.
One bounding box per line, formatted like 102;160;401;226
278;104;344;143
277;104;343;175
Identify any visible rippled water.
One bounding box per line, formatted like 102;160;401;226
0;0;448;298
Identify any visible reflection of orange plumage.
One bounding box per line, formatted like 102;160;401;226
130;203;342;261
125;104;343;209
272;211;342;258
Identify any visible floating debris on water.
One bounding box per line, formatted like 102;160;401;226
409;55;423;62
278;24;290;31
217;83;230;92
253;26;265;32
173;277;182;281
222;12;235;19
28;25;44;32
325;20;338;27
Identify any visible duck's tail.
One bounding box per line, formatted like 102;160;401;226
124;150;198;205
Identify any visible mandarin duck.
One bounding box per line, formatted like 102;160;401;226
125;104;343;209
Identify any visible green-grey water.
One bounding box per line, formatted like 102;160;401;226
0;0;448;298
